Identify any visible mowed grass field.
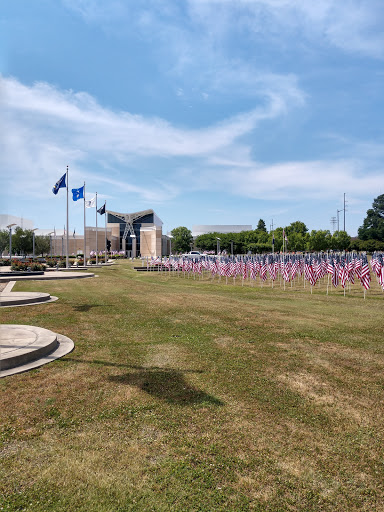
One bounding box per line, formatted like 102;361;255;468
1;261;384;512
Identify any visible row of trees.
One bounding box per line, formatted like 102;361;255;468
0;227;50;256
195;225;353;253
171;194;384;254
171;223;352;254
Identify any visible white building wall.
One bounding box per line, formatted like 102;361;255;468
0;215;34;231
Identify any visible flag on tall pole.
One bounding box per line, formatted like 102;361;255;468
66;165;69;268
85;197;96;208
95;193;98;265
104;202;107;263
83;182;86;261
97;204;106;215
72;186;84;201
98;201;107;263
52;173;66;195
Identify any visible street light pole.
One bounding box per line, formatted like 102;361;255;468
216;237;221;255
6;223;16;260
48;232;54;258
20;234;26;257
32;229;38;259
230;240;234;256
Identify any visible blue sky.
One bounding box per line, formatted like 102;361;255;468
1;0;383;236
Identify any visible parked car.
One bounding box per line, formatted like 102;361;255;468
183;251;203;258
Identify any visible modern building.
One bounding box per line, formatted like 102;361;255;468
192;225;253;237
107;209;169;258
0;215;33;231
48;227;119;257
1;209;169;258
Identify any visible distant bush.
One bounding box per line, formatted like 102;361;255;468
46;258;66;268
10;260;45;271
349;239;384;252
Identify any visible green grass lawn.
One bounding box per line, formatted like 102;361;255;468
1;261;384;511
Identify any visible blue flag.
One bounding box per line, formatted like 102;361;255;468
52;173;66;195
72;186;84;201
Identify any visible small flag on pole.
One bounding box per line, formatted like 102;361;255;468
73;229;76;238
52;173;66;195
72;186;84;201
85;197;96;208
97;204;106;215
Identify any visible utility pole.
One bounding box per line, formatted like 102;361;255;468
343;193;346;232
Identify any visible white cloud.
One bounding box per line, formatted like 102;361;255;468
1;75;381;217
0;74;300;201
0;74;298;158
180;155;382;203
186;0;384;59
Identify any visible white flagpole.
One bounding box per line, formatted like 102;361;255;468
66;165;69;268
83;181;86;262
95;192;98;265
104;201;107;264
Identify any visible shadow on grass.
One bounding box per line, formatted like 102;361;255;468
72;304;109;312
64;357;204;374
109;369;224;406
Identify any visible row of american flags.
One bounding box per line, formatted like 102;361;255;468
147;252;384;294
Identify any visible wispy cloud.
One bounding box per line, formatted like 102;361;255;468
1;74;381;211
0;72;300;181
63;0;384;61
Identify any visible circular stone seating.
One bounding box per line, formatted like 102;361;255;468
0;325;74;378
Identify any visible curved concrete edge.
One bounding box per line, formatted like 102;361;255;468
0;295;59;308
0;271;94;282
0;333;75;378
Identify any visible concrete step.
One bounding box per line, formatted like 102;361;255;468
0;325;59;371
0;292;53;307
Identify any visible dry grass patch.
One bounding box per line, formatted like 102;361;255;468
1;261;384;511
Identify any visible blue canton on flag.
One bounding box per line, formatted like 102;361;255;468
72;186;84;201
52;173;66;195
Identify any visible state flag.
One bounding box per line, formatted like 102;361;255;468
72;186;84;201
85;197;96;208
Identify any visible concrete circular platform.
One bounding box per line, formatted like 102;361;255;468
0;291;58;307
0;270;95;282
0;325;74;378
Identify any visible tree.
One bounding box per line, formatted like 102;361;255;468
358;194;384;241
170;226;193;253
35;235;50;257
308;230;332;252
11;227;34;256
0;229;9;255
256;219;267;232
194;233;217;252
286;221;308;237
331;231;351;251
